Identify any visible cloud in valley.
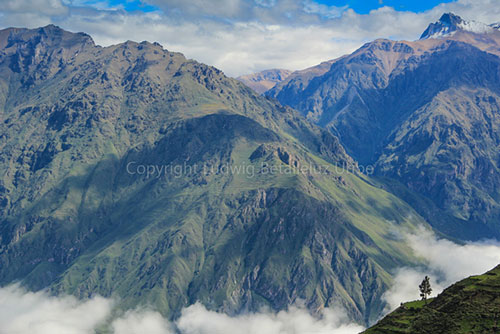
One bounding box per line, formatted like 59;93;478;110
0;285;112;334
176;303;364;334
0;287;365;334
383;228;500;311
112;310;174;334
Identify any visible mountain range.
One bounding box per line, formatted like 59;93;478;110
0;24;429;326
1;11;500;331
267;13;500;240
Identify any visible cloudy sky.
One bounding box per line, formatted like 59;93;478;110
0;0;499;76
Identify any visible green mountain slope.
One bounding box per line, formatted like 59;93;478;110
0;25;427;324
267;14;500;240
364;264;500;334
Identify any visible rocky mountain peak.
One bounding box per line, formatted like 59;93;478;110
0;24;95;51
420;13;495;39
0;25;98;82
439;12;464;26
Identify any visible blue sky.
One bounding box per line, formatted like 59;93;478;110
316;0;455;14
80;0;159;12
1;0;499;76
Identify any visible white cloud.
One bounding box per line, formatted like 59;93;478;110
112;310;174;334
113;304;366;334
383;228;500;311
147;0;249;19
0;0;68;16
176;303;364;334
0;285;112;334
302;1;347;19
0;286;364;334
0;0;499;76
408;229;500;282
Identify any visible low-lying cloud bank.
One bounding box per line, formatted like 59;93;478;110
0;286;111;334
383;228;500;311
1;228;500;334
175;303;364;334
0;288;364;334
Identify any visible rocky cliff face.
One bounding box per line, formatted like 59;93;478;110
268;14;500;239
0;25;427;324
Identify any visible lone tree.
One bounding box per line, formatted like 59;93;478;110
419;276;432;303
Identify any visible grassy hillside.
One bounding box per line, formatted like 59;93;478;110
364;265;500;333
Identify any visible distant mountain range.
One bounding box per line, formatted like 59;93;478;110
0;25;429;325
236;69;292;94
364;264;500;333
267;13;500;240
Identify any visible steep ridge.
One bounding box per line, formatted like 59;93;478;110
364;264;500;334
268;14;500;239
0;25;428;324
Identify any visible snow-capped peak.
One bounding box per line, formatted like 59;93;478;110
420;13;496;40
